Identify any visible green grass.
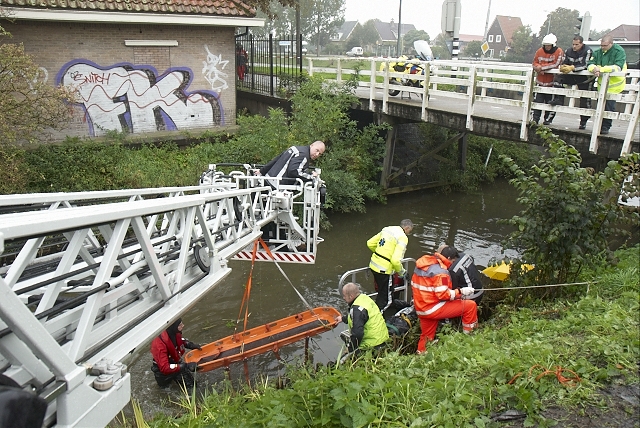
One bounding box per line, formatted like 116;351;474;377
119;245;639;428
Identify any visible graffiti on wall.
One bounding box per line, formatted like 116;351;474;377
202;45;229;92
57;60;224;136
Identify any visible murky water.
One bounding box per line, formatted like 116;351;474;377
122;179;527;418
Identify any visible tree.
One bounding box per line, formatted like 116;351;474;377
500;128;638;289
504;25;533;63
539;7;580;51
431;33;451;60
462;40;482;58
589;28;611;41
300;0;345;55
0;26;75;144
252;0;344;54
346;20;380;52
402;30;431;55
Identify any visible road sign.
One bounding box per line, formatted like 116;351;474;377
481;41;490;54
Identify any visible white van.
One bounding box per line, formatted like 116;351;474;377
346;46;364;57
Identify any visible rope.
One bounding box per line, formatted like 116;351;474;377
507;364;582;387
257;237;315;312
480;280;596;292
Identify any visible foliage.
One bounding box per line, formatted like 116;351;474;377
462;40;482;58
346;20;381;53
0;34;76;144
540;8;581;51
589;28;611;42
251;0;345;54
402;29;431;55
129;246;639;428
432;33;452;60
500;127;639;289
504;25;534;63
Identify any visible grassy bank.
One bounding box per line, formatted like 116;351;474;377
120;245;639;428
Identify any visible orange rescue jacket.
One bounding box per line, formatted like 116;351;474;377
411;253;460;316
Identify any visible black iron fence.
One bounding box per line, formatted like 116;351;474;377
235;33;305;97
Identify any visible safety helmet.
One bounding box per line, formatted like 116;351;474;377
542;34;557;47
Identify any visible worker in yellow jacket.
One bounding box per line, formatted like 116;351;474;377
367;219;413;312
587;35;627;135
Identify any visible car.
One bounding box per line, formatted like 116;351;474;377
346;46;364;57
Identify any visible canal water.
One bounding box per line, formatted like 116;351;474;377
124;179;528;418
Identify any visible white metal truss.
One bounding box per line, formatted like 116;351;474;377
0;165;324;427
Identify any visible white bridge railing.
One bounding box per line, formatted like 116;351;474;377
0;165;324;427
307;57;640;157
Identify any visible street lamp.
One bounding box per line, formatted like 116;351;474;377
396;0;402;56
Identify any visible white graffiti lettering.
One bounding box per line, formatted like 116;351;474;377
202;45;229;92
59;61;223;136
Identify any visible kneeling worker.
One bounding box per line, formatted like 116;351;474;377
337;282;389;357
150;318;202;389
411;253;478;354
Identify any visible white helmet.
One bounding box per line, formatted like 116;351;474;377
542;34;557;46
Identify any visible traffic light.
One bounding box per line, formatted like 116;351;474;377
576;11;592;40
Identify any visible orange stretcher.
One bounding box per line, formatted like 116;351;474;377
184;306;341;372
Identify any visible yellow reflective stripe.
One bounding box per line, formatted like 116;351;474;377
412;283;449;293
369;259;388;272
415;301;446;315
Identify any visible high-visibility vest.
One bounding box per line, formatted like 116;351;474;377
367;226;407;275
411;254;459;316
348;294;389;349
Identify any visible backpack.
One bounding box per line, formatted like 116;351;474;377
386;306;416;337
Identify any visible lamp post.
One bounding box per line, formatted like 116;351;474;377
396;0;402;56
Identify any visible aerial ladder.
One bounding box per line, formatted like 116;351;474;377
0;164;324;427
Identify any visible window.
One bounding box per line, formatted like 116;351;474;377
489;49;494;58
488;35;493;42
496;35;502;43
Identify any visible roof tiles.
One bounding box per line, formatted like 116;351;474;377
0;0;256;17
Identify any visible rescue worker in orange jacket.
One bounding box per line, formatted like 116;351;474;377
411;253;478;353
150;318;201;389
532;34;564;125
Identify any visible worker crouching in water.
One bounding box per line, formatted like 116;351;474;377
336;282;389;361
411;253;478;354
150;318;202;389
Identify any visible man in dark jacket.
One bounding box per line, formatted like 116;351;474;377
150;318;201;389
256;141;325;186
439;245;484;304
549;35;594;130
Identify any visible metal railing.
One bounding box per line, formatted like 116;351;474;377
306;57;640;157
235;34;305;96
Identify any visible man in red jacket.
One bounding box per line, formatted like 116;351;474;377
150;318;202;389
532;34;564;125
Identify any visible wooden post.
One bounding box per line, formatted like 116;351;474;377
458;133;468;171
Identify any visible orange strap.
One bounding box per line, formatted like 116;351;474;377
235;238;272;335
507;364;581;387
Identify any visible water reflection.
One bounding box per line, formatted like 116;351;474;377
126;180;524;418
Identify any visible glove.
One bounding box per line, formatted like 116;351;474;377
460;287;475;297
185;341;203;351
180;362;197;372
402;270;411;282
559;64;575;74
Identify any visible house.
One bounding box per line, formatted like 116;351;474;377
373;19;416;55
458;34;484;54
486;15;523;58
0;0;263;139
605;24;640;41
331;20;358;42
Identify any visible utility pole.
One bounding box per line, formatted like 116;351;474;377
483;0;492;41
396;0;403;56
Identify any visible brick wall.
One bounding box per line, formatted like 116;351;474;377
4;20;237;139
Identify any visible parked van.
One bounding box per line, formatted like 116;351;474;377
346;46;364;57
